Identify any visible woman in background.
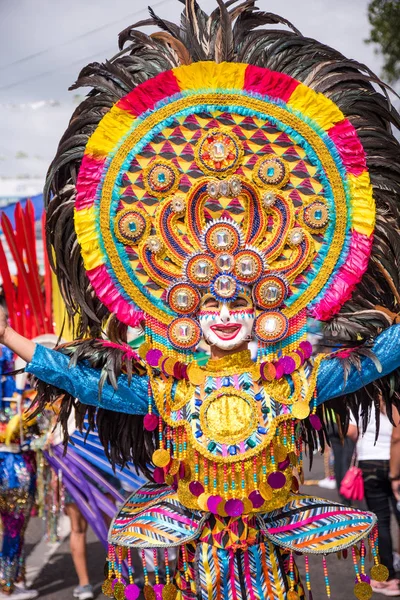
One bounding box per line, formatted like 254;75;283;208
348;404;400;596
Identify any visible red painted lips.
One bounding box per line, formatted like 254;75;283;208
210;323;242;340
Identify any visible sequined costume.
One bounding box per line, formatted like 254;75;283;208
27;330;399;598
0;346;36;595
24;2;400;599
0;451;36;594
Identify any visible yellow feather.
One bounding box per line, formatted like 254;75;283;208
5;414;21;446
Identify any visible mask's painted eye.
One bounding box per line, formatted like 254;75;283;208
230;296;251;309
201;297;219;310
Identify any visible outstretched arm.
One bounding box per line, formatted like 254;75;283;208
25;344;149;415
1;322;35;363
0;309;149;415
316;324;400;404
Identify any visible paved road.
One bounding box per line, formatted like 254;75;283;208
22;453;372;600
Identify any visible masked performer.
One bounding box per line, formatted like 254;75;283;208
2;1;400;598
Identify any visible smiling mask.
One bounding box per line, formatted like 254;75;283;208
198;292;255;351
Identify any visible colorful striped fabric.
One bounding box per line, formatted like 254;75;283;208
109;482;205;548
195;541;290;600
260;494;376;554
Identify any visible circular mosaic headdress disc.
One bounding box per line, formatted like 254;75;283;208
75;61;375;328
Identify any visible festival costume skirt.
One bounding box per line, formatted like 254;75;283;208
106;483;378;600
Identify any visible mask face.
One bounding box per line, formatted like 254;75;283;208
198;291;255;351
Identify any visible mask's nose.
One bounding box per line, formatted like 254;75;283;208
219;303;231;323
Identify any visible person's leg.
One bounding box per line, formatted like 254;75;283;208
12;491;35;588
360;460;396;579
65;503;89;587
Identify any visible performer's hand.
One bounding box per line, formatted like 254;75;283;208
0;306;8;344
392;479;400;503
0;307;35;362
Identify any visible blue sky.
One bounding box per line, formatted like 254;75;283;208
0;0;386;181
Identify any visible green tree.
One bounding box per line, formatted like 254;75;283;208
367;0;400;84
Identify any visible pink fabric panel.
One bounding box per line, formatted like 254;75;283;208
75;154;106;210
87;264;144;326
328;119;367;176
117;70;181;117
311;231;373;321
244;65;299;102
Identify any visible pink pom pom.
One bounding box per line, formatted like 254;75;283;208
189;481;204;497
125;584;140;600
248;490;264;508
309;414;322;431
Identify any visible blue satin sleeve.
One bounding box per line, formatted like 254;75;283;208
316;324;400;404
25;344;150;415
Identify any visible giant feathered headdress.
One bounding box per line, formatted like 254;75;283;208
40;0;400;468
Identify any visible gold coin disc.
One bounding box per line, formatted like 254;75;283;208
286;591;300;600
169;459;181;476
164;357;177;376
370;564;389;582
165;474;174;486
274;444;288;463
217;500;229;517
188;364;206;386
241;498;254;514
290;352;302;371
259;482;273;501
138;343;151;360
144;584;156;600
183;460;191;479
113;582;126;600
101;579;114;597
163;583;178;600
152;448;171;468
197;492;210;511
353;581;373;600
291;401;310;420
